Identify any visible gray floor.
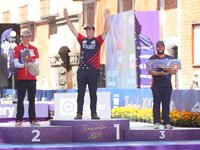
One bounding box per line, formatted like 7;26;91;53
129;121;200;130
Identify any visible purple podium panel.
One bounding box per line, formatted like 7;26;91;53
50;119;129;142
125;129;200;141
2;126;72;143
0;127;6;143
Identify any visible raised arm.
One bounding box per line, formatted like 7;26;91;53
101;9;111;40
63;7;79;38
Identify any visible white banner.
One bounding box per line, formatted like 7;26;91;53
54;92;111;119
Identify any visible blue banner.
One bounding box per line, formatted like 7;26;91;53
2;89;200;113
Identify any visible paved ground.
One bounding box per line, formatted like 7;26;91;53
0;120;199;130
129;121;200;130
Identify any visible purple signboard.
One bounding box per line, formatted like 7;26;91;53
0;103;49;118
146;59;181;71
125;129;200;141
136;33;154;88
135;11;160;89
1;126;72;143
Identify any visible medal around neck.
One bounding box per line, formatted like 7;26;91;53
21;48;31;63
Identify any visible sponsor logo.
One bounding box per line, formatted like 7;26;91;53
106;71;118;77
191;102;200;113
107;81;117;86
83;103;106;115
113;94;119;106
140;85;151;88
170;100;176;111
138;54;152;58
140;74;152;79
125;97;152;109
60;98;77;116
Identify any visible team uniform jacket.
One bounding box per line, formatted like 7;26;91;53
77;33;104;70
14;43;39;80
149;54;173;87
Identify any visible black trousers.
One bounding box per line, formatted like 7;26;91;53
16;80;37;122
151;86;172;125
76;69;100;115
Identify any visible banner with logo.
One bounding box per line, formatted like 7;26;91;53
0;103;48;119
0;24;20;78
136;33;154;89
2;89;200;114
54;92;111;119
135;11;160;89
146;59;182;71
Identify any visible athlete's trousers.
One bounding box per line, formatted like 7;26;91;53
151;86;172;125
76;69;100;115
16;80;36;122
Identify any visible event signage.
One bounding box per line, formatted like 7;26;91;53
0;24;20;78
2;88;200;114
0;103;49;118
105;10;136;88
50;119;130;142
54;92;111;119
2;126;72;143
135;11;160;89
146;59;181;71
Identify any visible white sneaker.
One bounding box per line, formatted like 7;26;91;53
164;124;173;129
154;123;160;129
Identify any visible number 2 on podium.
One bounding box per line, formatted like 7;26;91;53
32;129;41;142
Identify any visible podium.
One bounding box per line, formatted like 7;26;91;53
0;91;200;144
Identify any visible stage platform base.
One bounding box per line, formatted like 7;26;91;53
127;122;200;141
0;141;200;150
50;118;130;142
0;125;72;143
0;120;200;147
